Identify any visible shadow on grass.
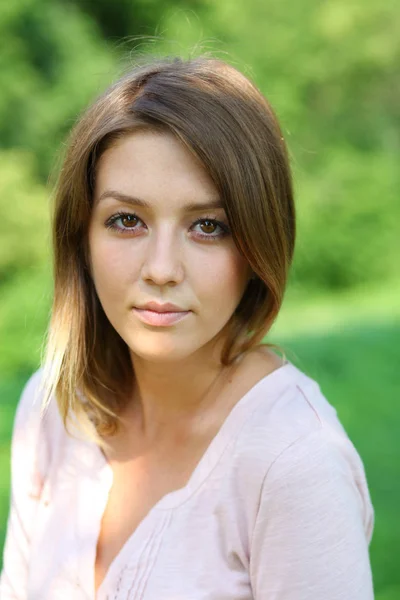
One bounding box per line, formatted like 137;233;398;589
0;320;398;596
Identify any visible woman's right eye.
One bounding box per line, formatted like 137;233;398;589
105;212;144;233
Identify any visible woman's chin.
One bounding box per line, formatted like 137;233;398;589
128;341;197;364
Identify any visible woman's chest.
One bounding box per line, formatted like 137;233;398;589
94;437;221;594
94;462;187;593
27;454;254;600
95;490;252;600
27;396;261;599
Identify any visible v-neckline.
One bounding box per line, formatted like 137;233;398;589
91;360;295;598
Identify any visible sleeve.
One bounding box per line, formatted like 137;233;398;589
249;427;375;600
0;370;47;599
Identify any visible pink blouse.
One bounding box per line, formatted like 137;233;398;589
0;361;374;599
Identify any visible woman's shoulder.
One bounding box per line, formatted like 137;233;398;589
13;369;46;440
15;368;62;427
12;368;66;471
225;359;374;543
237;358;348;454
232;359;372;501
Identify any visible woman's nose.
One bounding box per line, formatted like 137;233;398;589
140;227;184;286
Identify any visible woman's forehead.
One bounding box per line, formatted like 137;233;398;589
93;131;223;213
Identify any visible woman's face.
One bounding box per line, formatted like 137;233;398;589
88;130;251;364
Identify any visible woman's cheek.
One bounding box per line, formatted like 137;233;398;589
196;250;249;309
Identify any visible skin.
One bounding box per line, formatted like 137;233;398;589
88;129;255;444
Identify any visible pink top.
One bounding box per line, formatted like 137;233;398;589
0;362;374;599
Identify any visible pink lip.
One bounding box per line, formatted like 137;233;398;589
133;308;190;326
137;301;187;313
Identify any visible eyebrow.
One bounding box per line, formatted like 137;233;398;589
97;190;225;212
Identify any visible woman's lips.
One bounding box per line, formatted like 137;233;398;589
132;308;190;326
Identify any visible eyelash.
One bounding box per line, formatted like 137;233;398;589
104;211;231;240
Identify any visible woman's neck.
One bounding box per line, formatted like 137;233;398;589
126;347;239;443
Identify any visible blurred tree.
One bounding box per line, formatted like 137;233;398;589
198;0;400;159
0;0;115;179
0;151;49;283
0;150;51;375
291;150;399;289
67;0;206;41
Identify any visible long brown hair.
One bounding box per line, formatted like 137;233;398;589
40;55;295;445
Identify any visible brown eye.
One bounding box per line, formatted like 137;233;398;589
105;212;145;233
190;218;229;240
121;215;139;228
200;220;217;234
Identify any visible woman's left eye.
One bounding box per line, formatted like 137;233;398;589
190;218;230;239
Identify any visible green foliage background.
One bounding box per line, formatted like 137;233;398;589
0;0;399;597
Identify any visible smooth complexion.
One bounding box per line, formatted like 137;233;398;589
88;130;254;441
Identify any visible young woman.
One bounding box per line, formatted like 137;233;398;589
0;56;374;599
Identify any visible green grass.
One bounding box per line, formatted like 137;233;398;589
0;318;399;598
